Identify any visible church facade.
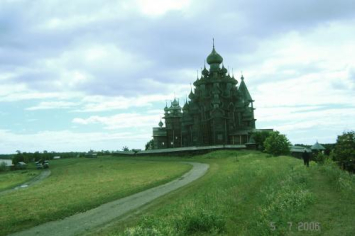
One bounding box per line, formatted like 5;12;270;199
152;44;256;149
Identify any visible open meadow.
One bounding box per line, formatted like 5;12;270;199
0;156;192;236
1;151;354;236
86;150;355;236
0;169;39;191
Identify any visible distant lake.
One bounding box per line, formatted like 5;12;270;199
0;159;12;166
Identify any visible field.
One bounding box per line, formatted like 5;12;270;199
0;156;192;236
0;169;39;191
1;151;354;236
87;151;355;236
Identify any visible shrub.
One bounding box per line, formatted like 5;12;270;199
263;131;291;156
332;131;355;172
0;162;7;172
145;139;155;150
252;130;272;150
313;152;328;164
122;146;130;152
176;209;226;234
122;217;176;236
318;159;355;193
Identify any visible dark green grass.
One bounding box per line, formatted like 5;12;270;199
0;156;191;236
91;150;355;236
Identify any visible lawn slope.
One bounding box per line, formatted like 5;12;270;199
92;150;355;236
0;170;40;191
0;156;191;236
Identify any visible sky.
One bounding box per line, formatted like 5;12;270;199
1;0;355;153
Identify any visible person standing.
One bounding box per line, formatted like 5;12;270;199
302;149;310;167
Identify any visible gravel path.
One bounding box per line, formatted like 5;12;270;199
10;162;209;236
0;169;51;197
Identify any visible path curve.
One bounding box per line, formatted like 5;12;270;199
10;162;209;236
0;169;51;197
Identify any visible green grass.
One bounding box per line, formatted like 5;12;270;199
90;150;355;236
0;156;192;236
0;169;40;191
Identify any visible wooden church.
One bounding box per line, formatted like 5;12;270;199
152;43;256;149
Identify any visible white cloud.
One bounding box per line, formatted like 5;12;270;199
1;0;355;152
73;112;161;130
78;94;180;112
0;129;150;153
136;0;190;17
0;85;80;102
26;101;79;111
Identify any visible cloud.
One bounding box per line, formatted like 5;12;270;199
72;112;161;130
3;0;354;99
0;129;150;153
1;0;355;152
26;101;79;111
136;0;191;17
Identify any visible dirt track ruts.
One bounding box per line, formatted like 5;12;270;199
0;169;51;197
10;162;209;236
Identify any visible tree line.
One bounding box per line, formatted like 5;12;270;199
253;130;355;172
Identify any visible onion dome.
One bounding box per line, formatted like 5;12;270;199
171;98;179;107
202;64;209;77
158;120;163;127
207;44;223;65
193;72;199;86
188;89;195;100
183;100;189;111
221;64;227;74
164;103;169;112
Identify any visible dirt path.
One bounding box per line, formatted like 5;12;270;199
10;162;209;236
0;169;51;197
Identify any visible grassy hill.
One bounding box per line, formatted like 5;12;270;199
90;150;355;236
0;156;192;236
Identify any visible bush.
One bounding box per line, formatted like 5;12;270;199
252;131;272;151
122;146;130;152
263;131;291;156
145;139;155;150
0;162;7;172
176;209;226;234
332;131;355;172
313;152;327;164
318;159;355;193
122;210;225;236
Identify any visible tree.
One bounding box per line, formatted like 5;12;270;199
12;150;24;165
145;139;155;150
122;146;129;151
252;131;272;150
264;131;291;156
333;131;355;172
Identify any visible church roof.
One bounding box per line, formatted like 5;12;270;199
239;75;253;102
188;89;195;100
311;141;325;150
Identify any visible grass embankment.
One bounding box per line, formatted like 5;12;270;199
0;156;192;236
93;150;355;236
0;168;39;191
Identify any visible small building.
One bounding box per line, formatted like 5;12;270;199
290;146;311;159
311;141;325;153
53;156;61;160
16;162;27;170
85;150;98;158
